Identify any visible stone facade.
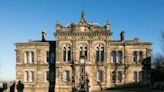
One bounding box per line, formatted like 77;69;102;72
16;11;152;92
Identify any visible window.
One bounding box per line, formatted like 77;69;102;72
118;51;122;64
63;47;66;61
97;71;103;82
139;71;142;82
84;47;87;58
63;71;70;82
96;44;104;62
133;71;137;82
80;47;83;57
96;48;99;62
24;51;29;63
111;51;116;63
24;71;34;82
118;71;122;82
79;44;87;59
46;51;49;63
133;51;138;63
67;47;71;61
31;71;34;82
24;51;35;64
31;51;34;63
63;45;71;62
24;71;28;82
29;71;34;82
101;47;104;61
111;71;116;83
139;51;143;62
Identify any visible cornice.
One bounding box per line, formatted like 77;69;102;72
54;31;112;37
109;41;152;46
15;42;50;47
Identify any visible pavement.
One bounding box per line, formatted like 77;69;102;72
100;88;164;92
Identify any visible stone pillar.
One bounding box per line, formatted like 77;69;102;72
29;52;32;63
137;52;139;63
24;52;27;63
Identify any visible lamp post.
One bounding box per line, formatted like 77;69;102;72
79;55;88;92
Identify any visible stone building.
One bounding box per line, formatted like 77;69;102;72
16;11;152;92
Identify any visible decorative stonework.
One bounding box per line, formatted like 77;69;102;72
16;11;152;92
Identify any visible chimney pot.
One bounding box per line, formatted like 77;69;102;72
120;31;125;41
42;31;46;41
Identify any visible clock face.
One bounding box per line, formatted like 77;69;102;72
80;58;85;64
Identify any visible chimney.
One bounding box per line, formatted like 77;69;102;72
42;31;46;42
120;31;125;41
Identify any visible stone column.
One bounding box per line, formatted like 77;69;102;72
24;52;27;64
29;52;32;63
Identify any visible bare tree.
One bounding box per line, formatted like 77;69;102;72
161;31;164;54
151;32;164;83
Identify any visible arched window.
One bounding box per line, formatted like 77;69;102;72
96;47;99;62
111;51;116;63
118;51;122;64
111;71;116;83
118;71;122;82
101;47;104;61
63;44;71;62
96;44;104;62
63;47;66;61
139;51;143;62
63;71;70;82
133;71;137;82
79;44;87;58
97;71;103;82
133;51;138;63
68;47;71;61
31;51;34;63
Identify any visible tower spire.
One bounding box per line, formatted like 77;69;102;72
80;10;87;25
82;10;85;20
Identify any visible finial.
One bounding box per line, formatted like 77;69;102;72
56;21;62;31
105;20;110;31
80;10;87;24
82;10;85;20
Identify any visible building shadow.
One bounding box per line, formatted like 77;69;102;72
48;41;56;92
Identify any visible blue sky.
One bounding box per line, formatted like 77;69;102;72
0;0;164;81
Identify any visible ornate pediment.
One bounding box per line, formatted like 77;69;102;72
55;11;111;33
